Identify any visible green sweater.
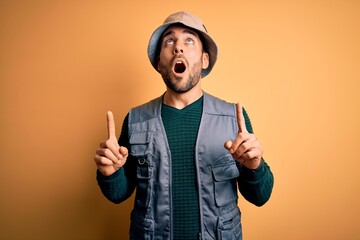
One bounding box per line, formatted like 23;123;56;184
161;96;203;239
97;96;273;239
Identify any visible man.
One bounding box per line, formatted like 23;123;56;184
94;11;274;240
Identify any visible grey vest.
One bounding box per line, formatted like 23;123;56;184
128;92;242;240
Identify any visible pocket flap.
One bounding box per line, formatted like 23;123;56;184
129;132;152;156
212;163;239;182
129;132;151;144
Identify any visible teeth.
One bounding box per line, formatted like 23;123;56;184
176;61;182;64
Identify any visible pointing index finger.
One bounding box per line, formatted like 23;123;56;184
107;111;117;140
236;103;248;133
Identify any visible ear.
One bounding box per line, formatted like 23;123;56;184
202;52;209;70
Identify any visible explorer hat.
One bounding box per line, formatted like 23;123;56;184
147;11;218;78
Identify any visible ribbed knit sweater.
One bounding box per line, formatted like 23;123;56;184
161;96;203;239
96;95;274;239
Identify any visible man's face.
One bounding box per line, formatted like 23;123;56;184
157;25;209;94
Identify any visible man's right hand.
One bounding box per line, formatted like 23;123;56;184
94;111;128;176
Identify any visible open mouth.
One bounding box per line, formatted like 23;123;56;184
174;60;186;74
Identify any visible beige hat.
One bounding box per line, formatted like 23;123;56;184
147;11;218;78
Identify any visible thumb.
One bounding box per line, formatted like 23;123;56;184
224;140;233;152
119;146;129;158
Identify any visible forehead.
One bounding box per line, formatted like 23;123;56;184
161;24;200;39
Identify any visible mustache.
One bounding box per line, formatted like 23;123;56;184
171;54;188;65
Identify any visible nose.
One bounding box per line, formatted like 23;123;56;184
174;42;183;54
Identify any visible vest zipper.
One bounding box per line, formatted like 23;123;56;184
159;115;173;239
195;112;205;239
169;152;173;240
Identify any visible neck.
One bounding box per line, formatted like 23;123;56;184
163;85;203;110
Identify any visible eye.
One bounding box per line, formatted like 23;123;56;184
165;39;174;45
185;38;194;44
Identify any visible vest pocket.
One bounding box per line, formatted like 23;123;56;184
134;156;152;210
130;209;154;240
130;132;153;210
136;156;151;179
217;206;242;240
129;132;152;156
211;157;239;207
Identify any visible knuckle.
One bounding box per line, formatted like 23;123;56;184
237;132;247;139
245;151;253;159
104;148;111;156
240;142;247;151
96;148;103;155
100;156;111;165
97;156;105;164
234;149;242;159
105;139;112;147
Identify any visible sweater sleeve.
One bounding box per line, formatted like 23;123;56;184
237;108;274;206
96;113;137;204
237;159;274;206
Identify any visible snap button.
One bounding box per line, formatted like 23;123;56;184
138;158;146;165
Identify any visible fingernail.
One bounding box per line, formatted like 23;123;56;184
117;154;123;159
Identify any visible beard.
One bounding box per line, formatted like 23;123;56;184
159;59;203;94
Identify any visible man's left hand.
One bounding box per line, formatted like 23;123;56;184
224;103;263;170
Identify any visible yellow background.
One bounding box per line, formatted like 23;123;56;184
1;1;359;239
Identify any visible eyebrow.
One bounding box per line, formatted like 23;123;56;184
162;29;199;39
